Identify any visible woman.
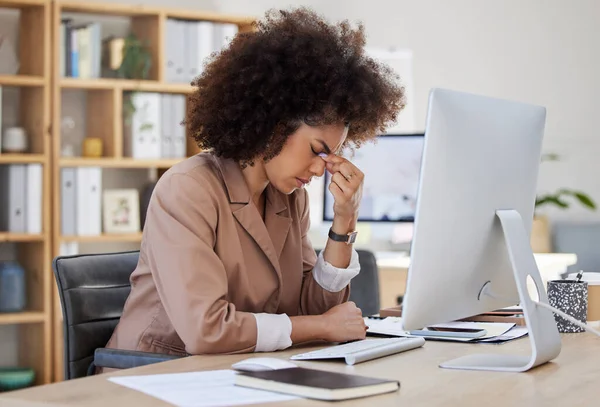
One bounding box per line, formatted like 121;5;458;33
105;7;405;357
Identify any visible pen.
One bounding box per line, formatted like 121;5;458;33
575;270;584;283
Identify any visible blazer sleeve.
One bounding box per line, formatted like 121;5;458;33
298;189;356;315
143;172;258;355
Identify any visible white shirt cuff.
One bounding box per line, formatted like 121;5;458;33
312;249;361;292
252;313;293;352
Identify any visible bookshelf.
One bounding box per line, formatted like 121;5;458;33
0;0;52;386
50;0;255;381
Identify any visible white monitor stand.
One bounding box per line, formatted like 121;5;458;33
439;210;561;372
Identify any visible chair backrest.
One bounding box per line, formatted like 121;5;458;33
350;249;381;316
52;250;139;380
315;249;380;316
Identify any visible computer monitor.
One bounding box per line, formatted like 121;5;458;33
400;88;561;372
322;134;424;222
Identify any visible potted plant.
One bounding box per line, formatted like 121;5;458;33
531;153;597;252
116;33;152;125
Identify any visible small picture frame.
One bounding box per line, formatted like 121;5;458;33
102;189;140;234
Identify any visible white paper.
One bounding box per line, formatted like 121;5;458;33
365;317;516;342
479;326;529;343
108;369;298;407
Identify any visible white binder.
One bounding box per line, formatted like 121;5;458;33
75;167;102;236
26;163;42;234
161;94;173;158
172;95;187;158
126;92;162;159
61;168;77;236
0;164;26;233
165;19;178;82
197;21;214;76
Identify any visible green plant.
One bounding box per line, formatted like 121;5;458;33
535;153;597;212
117;33;152;80
118;33;153;125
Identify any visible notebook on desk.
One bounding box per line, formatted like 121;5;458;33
234;367;399;401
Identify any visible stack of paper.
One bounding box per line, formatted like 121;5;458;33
365;317;528;343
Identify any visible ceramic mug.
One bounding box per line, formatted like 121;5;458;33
2;127;28;153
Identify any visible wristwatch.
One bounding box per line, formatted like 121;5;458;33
328;227;358;245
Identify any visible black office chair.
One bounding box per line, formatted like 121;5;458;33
52;250;180;380
315;249;381;316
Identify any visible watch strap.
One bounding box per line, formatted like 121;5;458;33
328;227;358;244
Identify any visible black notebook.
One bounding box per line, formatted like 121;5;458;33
234;367;400;401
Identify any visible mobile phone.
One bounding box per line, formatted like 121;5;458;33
409;327;487;339
428;327;485;333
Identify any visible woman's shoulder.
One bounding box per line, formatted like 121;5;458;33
153;153;226;199
163;152;222;181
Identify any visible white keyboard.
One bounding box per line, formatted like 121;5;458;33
290;337;425;365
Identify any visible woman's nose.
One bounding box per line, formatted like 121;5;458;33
310;157;327;177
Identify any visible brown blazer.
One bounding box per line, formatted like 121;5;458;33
105;153;350;357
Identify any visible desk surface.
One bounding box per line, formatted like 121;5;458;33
2;334;598;407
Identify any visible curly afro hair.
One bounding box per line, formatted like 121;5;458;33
185;7;407;165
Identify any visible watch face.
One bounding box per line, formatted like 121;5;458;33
348;231;358;244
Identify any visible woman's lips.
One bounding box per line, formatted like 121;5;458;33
296;177;309;187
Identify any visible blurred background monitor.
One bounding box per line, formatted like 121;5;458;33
322;133;425;223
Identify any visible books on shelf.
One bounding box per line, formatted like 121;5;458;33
59;16;238;82
124;92;187;159
165;18;238;84
60;19;102;79
0;164;43;234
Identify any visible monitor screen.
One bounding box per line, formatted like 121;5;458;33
322;133;424;222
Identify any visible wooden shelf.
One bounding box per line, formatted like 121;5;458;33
60;233;143;243
0;233;45;242
60;77;195;93
0;154;47;164
58;0;160;16
165;9;255;25
0;74;45;87
0;311;47;325
57;0;253;25
0;0;47;9
59;157;183;168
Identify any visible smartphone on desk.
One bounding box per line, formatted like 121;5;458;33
409;326;487;339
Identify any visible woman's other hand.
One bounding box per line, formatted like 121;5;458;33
321;301;367;342
321;154;364;225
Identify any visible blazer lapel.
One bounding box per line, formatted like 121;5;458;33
216;156;290;280
265;184;292;260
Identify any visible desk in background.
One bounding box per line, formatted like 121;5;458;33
374;252;578;309
1;333;598;406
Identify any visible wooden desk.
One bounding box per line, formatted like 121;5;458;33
1;334;598;406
